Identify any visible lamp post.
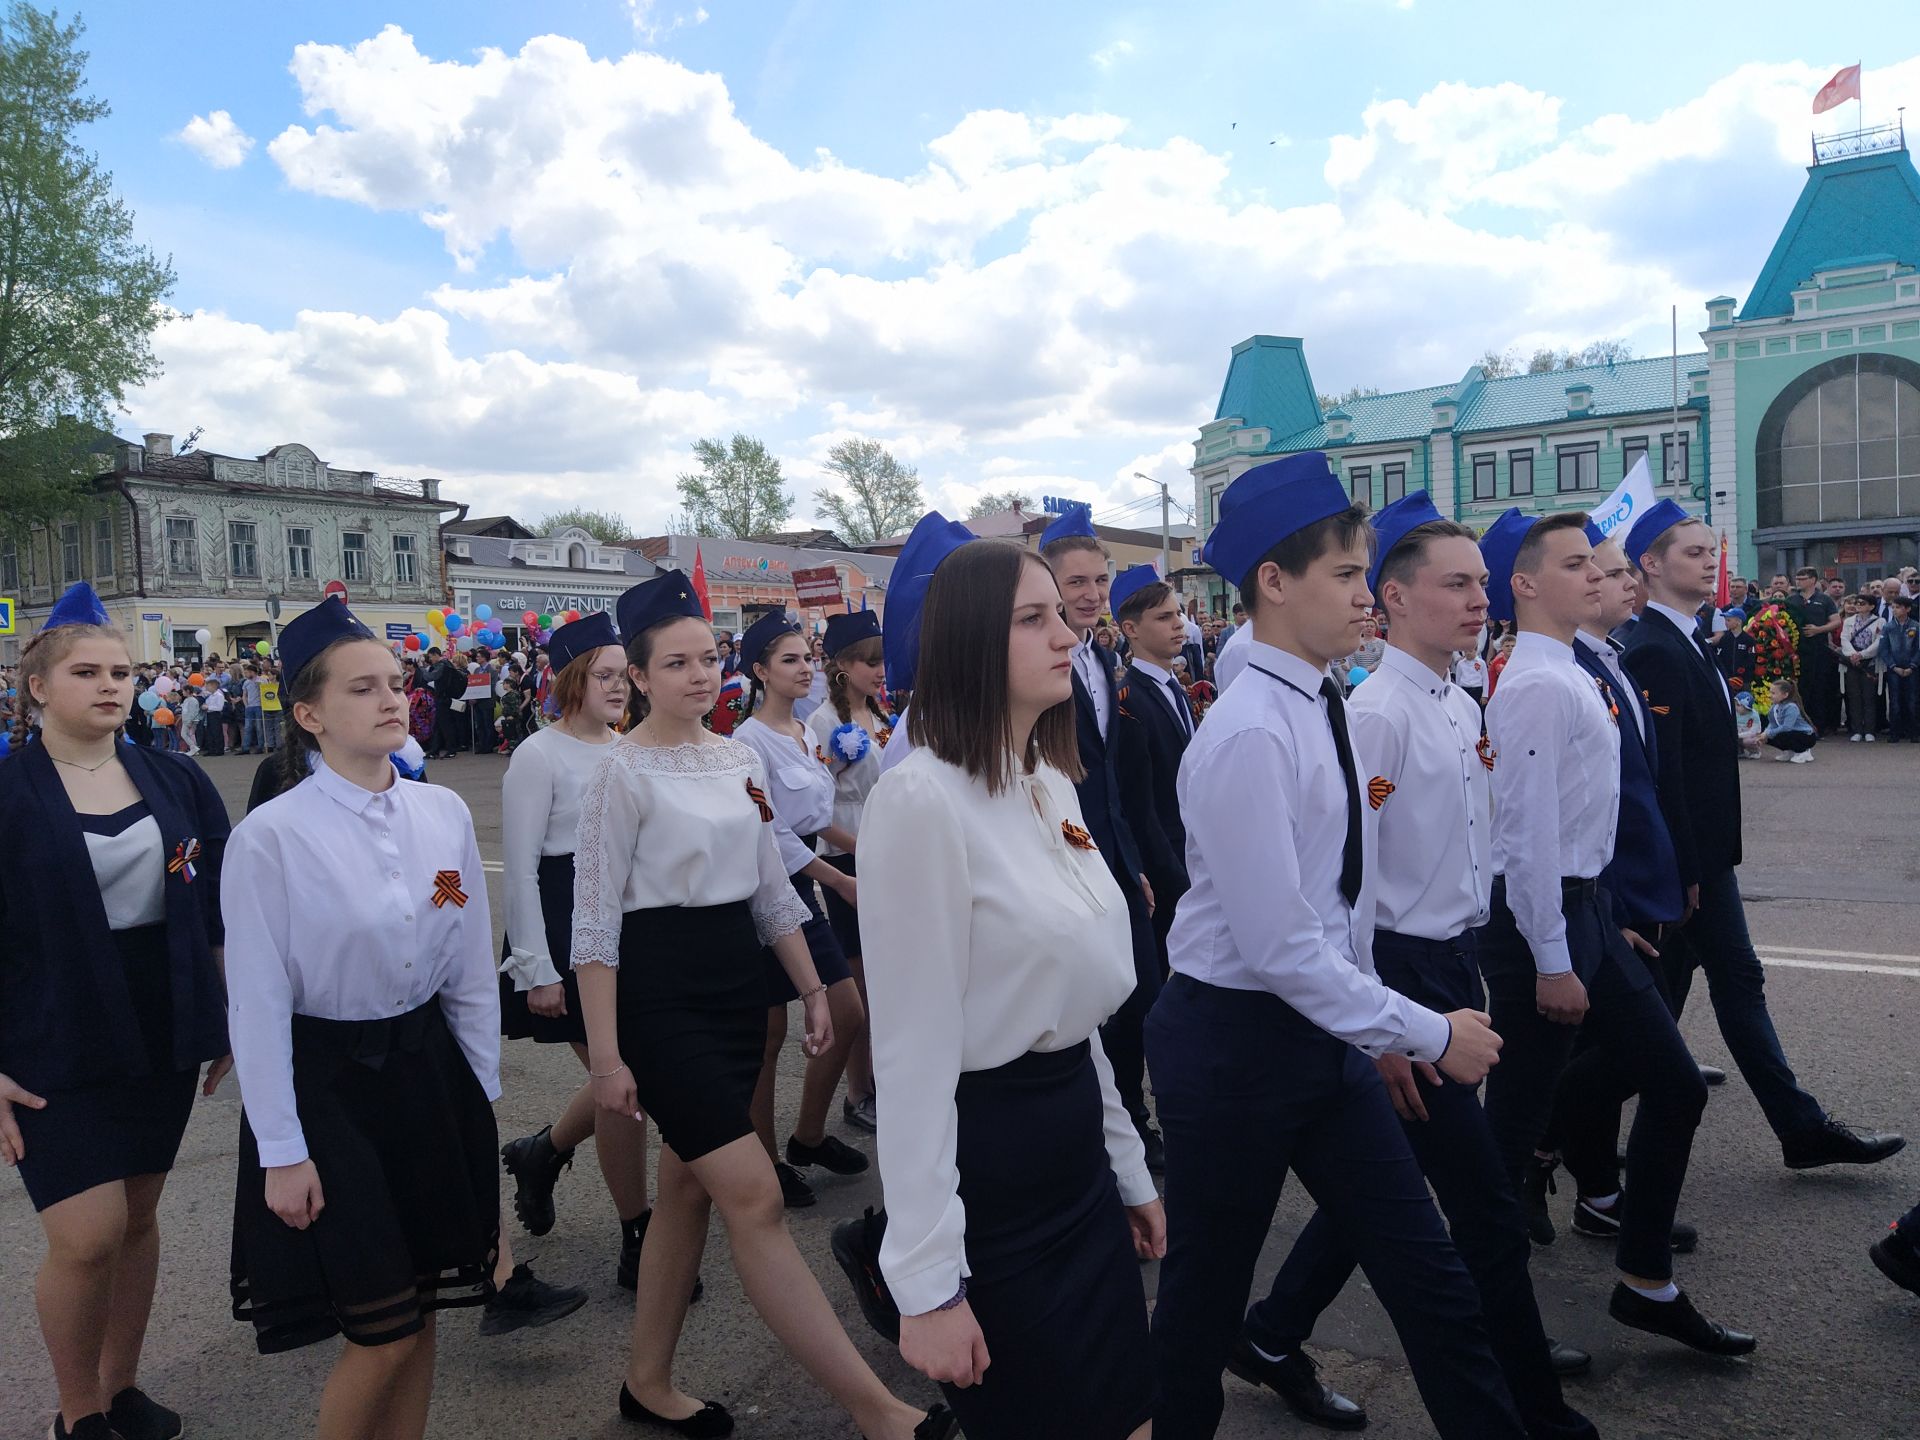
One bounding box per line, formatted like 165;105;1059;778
1133;471;1171;577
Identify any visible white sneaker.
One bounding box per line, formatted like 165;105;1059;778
1790;750;1815;763
1865;733;1876;742
1773;752;1793;761
1850;733;1864;742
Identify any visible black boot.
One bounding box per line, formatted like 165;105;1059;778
617;1210;705;1303
500;1125;575;1237
1525;1153;1559;1246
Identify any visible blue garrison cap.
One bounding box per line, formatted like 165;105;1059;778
1202;452;1351;592
1623;498;1695;570
44;581;110;631
616;569;705;643
1478;508;1538;625
1366;489;1444;597
883;511;974;694
824;608;881;656
739;610;803;672
546;611;618;672
1583;519;1606;547
1109;564;1166;616
279;595;376;687
1038;502;1097;550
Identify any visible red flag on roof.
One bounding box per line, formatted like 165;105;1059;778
691;545;713;621
1715;532;1730;609
1814;63;1862;115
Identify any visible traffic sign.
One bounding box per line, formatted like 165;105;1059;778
324;580;348;602
0;597;13;635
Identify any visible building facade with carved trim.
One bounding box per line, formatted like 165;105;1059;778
2;432;459;663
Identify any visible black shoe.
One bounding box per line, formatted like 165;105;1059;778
501;1125;575;1237
1570;1196;1698;1253
1607;1283;1755;1356
106;1388;178;1440
618;1384;734;1437
776;1160;817;1208
786;1132;870;1175
1138;1122;1167;1174
616;1212;705;1303
1781;1117;1907;1170
1870;1229;1920;1296
831;1207;901;1342
914;1407;959;1440
1546;1338;1591;1377
1698;1064;1727;1086
1225;1339;1368;1431
49;1416;118;1440
1524;1154;1559;1246
479;1263;589;1335
842;1094;878;1132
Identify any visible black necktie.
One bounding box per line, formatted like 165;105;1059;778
1319;677;1364;908
1165;675;1194;734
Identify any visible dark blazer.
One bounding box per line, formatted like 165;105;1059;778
1119;662;1192;881
0;740;231;1093
1070;648;1145;892
1574;640;1683;928
1621;607;1742;888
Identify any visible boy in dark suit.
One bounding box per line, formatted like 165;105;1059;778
1112;565;1193;947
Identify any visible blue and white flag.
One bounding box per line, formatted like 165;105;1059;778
1588;455;1657;542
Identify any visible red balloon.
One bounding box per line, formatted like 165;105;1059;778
523;610;538;626
566;609;581;622
403;634;422;651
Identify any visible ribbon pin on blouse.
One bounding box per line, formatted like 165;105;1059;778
1367;776;1395;810
745;779;775;822
167;838;200;882
432;869;469;909
1061;819;1097;851
1477;734;1497;771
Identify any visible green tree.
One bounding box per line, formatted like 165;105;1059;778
675;433;793;537
533;505;629;542
1478;348;1519;379
968;489;1033;519
812;437;923;545
1316;384;1380;414
0;4;175;536
1527;338;1634;373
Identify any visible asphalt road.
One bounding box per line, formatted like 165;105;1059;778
3;742;1916;1439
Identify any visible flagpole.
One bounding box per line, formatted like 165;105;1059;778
1672;303;1682;502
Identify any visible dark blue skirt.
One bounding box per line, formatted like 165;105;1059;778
499;852;586;1045
764;873;853;1004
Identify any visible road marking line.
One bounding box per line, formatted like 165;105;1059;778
1759;956;1920;978
481;862;504;872
1754;945;1920;965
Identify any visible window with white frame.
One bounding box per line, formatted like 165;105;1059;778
229;520;259;578
93;516;113;577
60;523;80;584
165;515;198;574
286;526;315;580
1661;431;1691;488
1;538;17;591
392;533;418;585
1556;444;1599;493
1382;464;1407;503
342;530;367;582
1472;456;1496;501
1348;465;1372;503
1621;436;1650;481
1509;450;1535;496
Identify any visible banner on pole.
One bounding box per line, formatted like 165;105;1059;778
1588;456;1657;542
792;565;845;607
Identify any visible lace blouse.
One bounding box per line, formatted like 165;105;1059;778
570;738;812;970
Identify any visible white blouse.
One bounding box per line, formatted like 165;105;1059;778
858;748;1156;1316
803;702;890;855
734;715;836;876
222;760;502;1170
570;738;812;970
500;724;620;990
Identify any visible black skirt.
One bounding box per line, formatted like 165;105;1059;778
499;853;587;1045
819;852;859;956
764;875;853;1004
14;926;198;1212
940;1042;1151;1440
229;1000;500;1354
616;902;768;1163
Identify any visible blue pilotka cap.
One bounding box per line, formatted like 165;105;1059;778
1201;452;1351;592
279;595;376;687
883;512;974;694
1478;508;1538;625
1366;489;1444;597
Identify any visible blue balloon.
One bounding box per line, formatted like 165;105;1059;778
445;613;465;634
138;689;161;711
1347;666;1369;686
474;603;493;621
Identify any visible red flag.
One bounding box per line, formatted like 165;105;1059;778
1714;532;1730;609
1813;63;1861;115
691;545;713;621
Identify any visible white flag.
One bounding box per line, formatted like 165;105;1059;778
1589;455;1657;541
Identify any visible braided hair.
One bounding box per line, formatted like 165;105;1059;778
827;634;889;728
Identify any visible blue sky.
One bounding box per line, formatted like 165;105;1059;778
71;0;1920;532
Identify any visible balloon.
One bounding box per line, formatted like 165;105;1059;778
403;634;422;651
255;640;271;656
445;614;465;634
537;613;554;630
566;609;580;623
523;610;539;627
194;627;212;647
153;707;174;726
138;689;161;712
186;673;205;687
475;604;493;621
425;607;446;628
153;675;176;696
1347;666;1369;686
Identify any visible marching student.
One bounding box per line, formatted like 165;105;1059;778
1112;564;1194;950
223;597;506;1440
1234;493;1593;1440
1040;505;1165;1169
1475;508;1747;1355
1622;502;1904;1171
572;571;952;1440
495;612;663;1291
1;583;232;1440
735;610;870;1209
861;536;1165;1440
1145;455;1522;1440
804;608;894;1135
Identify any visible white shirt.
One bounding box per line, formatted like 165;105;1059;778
1349;646;1492;941
804;703;890;852
1485;632;1621;977
794;664;829;723
1165;640;1452;1063
1577;632;1645;743
735;714;836;875
570;738;811;969
500;725;620;990
1074;634;1111;737
1453;654;1489;690
1130;655;1194;736
85;811;166;930
223;760;502;1168
1646;600;1731;712
878;705;915;773
859;749;1155;1315
1183;614;1203;647
1214;623;1252;692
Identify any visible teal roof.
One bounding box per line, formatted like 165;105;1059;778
1213;336;1323;439
1269;382;1458;449
1741;149;1920;320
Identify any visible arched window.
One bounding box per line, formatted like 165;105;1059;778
568;542;587;568
1756;353;1920;527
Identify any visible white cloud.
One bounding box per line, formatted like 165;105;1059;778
626;0;709;43
177;110;255;168
1091;39;1135;71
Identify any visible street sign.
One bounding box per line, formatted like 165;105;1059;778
264;596;282;620
384;623;414;640
792;565;845;607
0;597;14;635
141;612;163;621
324;580;348;602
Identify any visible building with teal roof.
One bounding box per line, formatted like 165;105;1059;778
1192;121;1920;603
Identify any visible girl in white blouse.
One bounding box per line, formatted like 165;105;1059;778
575;572;952;1440
734;613;870;1208
496;613;663;1293
224;598;503;1440
860;542;1165;1440
802;610;892;1131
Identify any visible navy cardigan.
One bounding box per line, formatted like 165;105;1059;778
0;740;231;1092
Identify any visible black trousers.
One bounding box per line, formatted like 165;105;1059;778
1248;931;1594;1440
1146;974;1524;1440
1480;882;1706;1282
1097;874;1161;1134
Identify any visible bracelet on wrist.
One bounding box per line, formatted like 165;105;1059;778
800;983;828;1000
589;1061;628;1080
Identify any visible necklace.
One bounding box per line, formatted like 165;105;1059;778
50;751;116;773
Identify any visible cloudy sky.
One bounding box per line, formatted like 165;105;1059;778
80;0;1920;533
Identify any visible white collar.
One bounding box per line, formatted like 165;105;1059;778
1512;630;1574;662
1131;656;1176;685
1646;600;1704;639
1379;643;1451;695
